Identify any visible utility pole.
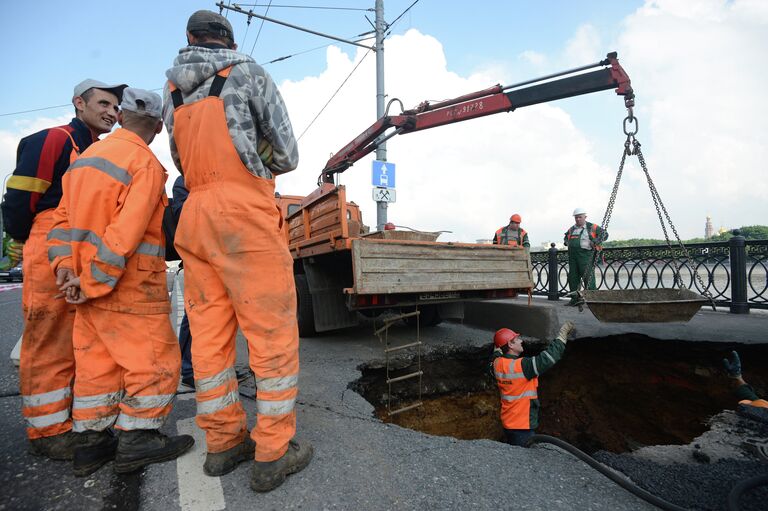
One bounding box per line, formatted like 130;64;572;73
374;0;387;231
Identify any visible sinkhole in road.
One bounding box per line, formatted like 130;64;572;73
351;335;768;454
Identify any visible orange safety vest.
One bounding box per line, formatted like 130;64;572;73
49;128;170;315
495;226;527;247
565;222;601;250
493;356;538;429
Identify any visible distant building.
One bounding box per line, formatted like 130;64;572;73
705;216;714;239
476;239;493;245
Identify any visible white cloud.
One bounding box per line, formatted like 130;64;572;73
519;50;546;67
614;0;768;240
563;24;602;64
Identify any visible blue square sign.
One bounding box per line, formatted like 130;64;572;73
372;160;396;188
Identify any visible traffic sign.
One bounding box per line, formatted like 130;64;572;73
372;187;396;203
372;160;396;188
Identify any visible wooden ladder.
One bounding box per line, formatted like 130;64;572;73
374;310;424;416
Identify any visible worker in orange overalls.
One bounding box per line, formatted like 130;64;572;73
493;214;530;248
50;88;193;476
1;79;126;460
491;321;575;446
163;10;310;492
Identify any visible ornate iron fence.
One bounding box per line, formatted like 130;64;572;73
530;236;768;311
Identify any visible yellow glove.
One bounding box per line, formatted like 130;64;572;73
7;239;24;261
1;237;23;269
257;138;273;166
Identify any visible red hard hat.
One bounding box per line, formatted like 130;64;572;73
494;328;520;348
510;214;522;223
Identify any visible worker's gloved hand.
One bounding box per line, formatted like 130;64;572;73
257;138;273;166
723;351;742;378
7;239;24;261
557;321;575;341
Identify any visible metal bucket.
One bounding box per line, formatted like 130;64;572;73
583;288;708;323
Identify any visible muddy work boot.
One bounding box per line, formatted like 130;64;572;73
28;430;80;460
73;430;118;477
204;435;256;476
203;433;256;477
114;429;194;474
250;439;313;493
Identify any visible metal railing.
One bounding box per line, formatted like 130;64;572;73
530;235;768;312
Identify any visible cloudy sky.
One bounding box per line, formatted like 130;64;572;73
1;0;765;248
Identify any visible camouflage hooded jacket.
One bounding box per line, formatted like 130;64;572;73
163;46;299;179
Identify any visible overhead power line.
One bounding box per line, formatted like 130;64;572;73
1;2;423;119
234;3;373;11
297;49;372;141
250;0;274;56
0;104;70;118
217;2;373;50
0;87;164;118
388;0;419;31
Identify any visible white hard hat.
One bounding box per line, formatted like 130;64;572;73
573;208;587;216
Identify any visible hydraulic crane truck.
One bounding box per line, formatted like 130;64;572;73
285;52;634;335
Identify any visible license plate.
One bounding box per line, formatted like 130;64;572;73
419;291;460;301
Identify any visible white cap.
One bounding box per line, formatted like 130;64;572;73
120;88;162;119
573;208;587;216
73;79;128;102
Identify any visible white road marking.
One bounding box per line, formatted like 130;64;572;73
175;398;226;511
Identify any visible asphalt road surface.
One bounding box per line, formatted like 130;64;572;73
1;281;765;510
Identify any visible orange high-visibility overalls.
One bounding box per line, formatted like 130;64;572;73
20;128;81;440
49;128;179;432
169;68;299;462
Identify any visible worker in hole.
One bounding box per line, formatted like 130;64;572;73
723;351;767;423
490;321;575;446
493;214;530;248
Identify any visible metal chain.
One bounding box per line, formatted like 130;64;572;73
633;140;715;306
579;111;715;311
577;138;628;293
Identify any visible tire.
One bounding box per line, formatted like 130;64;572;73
294;273;317;337
403;305;443;327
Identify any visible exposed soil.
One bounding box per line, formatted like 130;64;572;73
352;335;768;454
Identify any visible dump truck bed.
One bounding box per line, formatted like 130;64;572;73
348;238;531;295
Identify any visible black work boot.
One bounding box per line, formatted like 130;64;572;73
204;435;256;476
250;439;313;493
73;430;118;477
113;429;194;474
28;431;80;460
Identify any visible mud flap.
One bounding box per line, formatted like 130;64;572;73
303;259;358;333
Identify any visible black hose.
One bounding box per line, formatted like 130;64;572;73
527;434;689;511
728;474;768;511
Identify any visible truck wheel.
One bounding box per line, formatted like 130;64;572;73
404;305;443;327
295;274;317;337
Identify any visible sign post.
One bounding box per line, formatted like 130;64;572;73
372;160;396;230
